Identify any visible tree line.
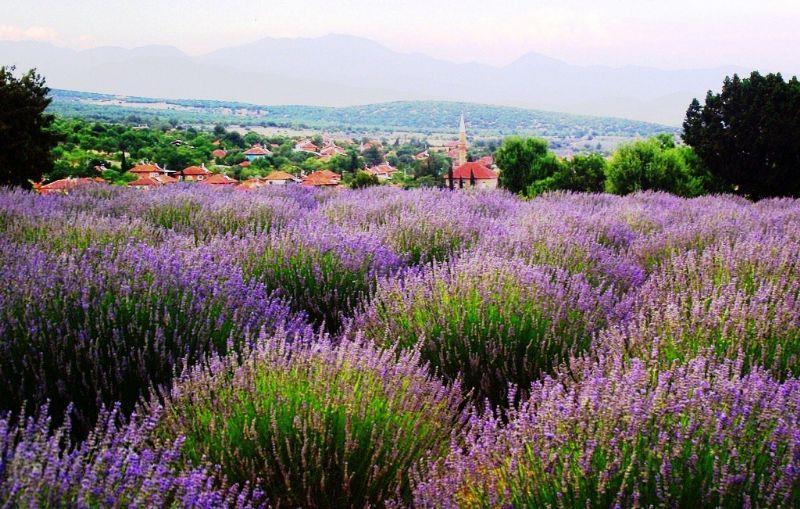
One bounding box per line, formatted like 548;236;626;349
1;67;799;199
496;71;800;200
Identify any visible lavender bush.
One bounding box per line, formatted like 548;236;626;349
0;404;262;508
416;356;800;508
157;337;465;508
238;224;404;332
360;254;611;408
0;240;309;434
605;236;800;377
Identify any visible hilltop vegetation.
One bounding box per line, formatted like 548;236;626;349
49;89;672;139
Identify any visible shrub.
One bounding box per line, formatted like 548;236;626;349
0;404;261;508
360;254;611;408
605;135;707;196
0;241;308;434
157;338;465;508
240;226;403;332
604;237;800;377
351;170;381;189
416;356;800;508
527;153;607;196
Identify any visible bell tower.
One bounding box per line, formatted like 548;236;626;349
457;113;468;166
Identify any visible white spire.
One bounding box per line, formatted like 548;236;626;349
459;113;466;133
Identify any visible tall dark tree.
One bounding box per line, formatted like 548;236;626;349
0;67;61;188
682;72;800;199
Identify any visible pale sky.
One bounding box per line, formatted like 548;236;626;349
0;0;798;72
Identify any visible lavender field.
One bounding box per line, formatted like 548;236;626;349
0;184;798;508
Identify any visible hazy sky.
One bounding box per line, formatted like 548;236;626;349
1;0;798;72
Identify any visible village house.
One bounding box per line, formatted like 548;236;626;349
445;161;498;190
129;162;170;178
153;174;179;185
128;176;163;189
294;140;320;154
211;148;227;160
302;170;341;187
320;144;347;157
202;173;238;187
237;178;267;190
180;165;212;182
37;177;104;195
365;163;399;181
243;145;272;161
264;170;299;185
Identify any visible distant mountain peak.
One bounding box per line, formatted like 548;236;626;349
506;51;568;69
0;36;741;125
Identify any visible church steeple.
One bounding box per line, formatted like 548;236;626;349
457;113;468;166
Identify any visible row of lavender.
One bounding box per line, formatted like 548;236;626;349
0;184;798;507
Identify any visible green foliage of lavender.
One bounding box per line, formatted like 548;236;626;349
157;338;464;508
361;254;611;408
416;356;800;508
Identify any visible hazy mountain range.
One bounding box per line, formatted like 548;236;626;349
0;34;746;125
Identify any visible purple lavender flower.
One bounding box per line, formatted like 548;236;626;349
0;404;264;508
415;356;800;508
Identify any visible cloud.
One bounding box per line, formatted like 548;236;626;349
0;25;60;43
0;25;98;49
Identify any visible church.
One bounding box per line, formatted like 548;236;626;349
444;114;499;190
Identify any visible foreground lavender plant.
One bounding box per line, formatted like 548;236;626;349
360;254;612;408
0;404;262;508
157;337;465;508
0;241;309;435
604;236;800;377
415;356;800;508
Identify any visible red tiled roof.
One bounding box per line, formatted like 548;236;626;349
265;170;297;181
449;162;498;180
202;173;238;186
318;170;341;180
477;155;494;167
320;145;346;156
295;141;319;152
237;178;266;190
39;177;102;193
182;165;211;176
366;164;398;176
243;145;271;156
302;176;339;187
302;170;340;186
129;163;163;174
239;160;251;167
153;174;178;184
211;149;227;158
